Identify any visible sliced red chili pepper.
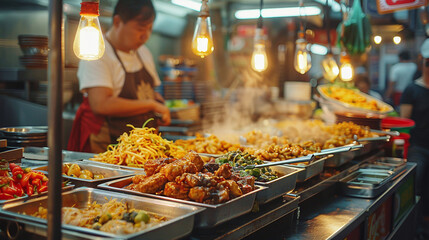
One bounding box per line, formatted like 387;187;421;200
38;185;48;193
20;173;31;188
27;184;34;196
0;193;14;200
1;185;16;196
9;181;23;197
32;178;41;188
31;172;46;181
9;163;19;171
42;180;48;187
12;168;23;175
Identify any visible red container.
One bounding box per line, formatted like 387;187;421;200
385;132;410;159
381;117;415;134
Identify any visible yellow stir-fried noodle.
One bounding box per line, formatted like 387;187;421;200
31;199;167;235
90;125;187;167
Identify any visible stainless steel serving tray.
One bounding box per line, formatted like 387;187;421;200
283;156;328;182
0;183;74;206
82;159;146;174
23;147;95;162
98;177;265;228
254;165;302;205
33;162;136;188
340;169;394;198
0;187;204;240
373;157;407;168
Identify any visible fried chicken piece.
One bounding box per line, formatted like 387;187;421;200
176;172;218;188
163;182;190;200
225;180;242;197
189;186;211;203
215;163;232;179
131;174;147;184
160;160;198;182
144;158;176;176
184;151;204;171
130;173;168;194
203;159;219;173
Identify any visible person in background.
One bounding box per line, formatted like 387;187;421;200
385;50;417;107
68;0;170;153
400;39;429;240
354;74;382;100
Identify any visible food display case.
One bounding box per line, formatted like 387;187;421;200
0;119;417;240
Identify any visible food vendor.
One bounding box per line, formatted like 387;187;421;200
68;0;170;153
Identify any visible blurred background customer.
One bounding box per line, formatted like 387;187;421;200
400;39;429;240
386;50;417;108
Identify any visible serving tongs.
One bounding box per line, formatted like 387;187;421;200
233;155;316;171
233;146;355;170
353;135;391;142
370;129;400;136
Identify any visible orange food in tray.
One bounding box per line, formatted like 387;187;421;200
320;85;391;112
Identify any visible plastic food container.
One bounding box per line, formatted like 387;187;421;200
381;117;415;134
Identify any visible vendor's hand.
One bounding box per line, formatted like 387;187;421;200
154;102;171;125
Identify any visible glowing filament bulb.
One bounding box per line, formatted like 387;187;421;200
251;28;268;72
80;25;100;56
393;36;401;45
294;37;311;74
197;37;209;52
339;52;353;82
374;35;382;44
321;53;339;82
73;2;105;61
191;0;214;58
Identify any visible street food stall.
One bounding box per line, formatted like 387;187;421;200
0;0;425;239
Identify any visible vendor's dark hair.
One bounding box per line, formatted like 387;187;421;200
399;50;411;61
113;0;156;23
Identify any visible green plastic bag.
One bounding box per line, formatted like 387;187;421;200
337;0;372;55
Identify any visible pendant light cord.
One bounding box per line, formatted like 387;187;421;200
257;0;263;28
325;0;331;52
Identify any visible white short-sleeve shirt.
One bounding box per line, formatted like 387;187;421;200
389;62;417;92
77;41;161;97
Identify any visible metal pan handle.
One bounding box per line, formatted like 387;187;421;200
370;129;400;136
241;155;315;170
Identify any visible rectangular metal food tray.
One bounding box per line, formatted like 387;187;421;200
82;159;146;174
0;187;204;240
33;162;136;188
0;183;74;206
340;169;394;198
23;146;95;161
373;157;407;168
98;177;265;228
283;156;328;182
255;166;302;205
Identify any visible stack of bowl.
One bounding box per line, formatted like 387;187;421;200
0;126;48;147
18;35;48;68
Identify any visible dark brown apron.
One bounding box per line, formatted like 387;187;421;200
106;44;158;143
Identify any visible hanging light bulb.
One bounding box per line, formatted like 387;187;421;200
191;0;214;58
393;35;401;45
251;28;268;72
339;51;353;82
251;0;268;72
374;35;382;44
321;51;339;82
320;2;338;82
73;0;105;60
294;31;311;74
